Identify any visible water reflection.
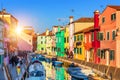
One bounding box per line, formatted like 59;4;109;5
42;61;71;80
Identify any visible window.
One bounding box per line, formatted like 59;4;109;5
80;48;82;54
109;50;114;60
97;32;100;40
67;37;69;43
74;48;76;53
99;33;103;40
77;48;79;53
81;35;83;41
64;37;66;43
74;36;76;41
41;41;43;44
41;48;44;50
101;50;105;59
107;32;110;40
112;31;116;40
91;32;94;41
97;49;100;57
102;17;105;23
111;13;116;21
41;37;43;39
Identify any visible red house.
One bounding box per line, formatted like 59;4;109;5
92;10;100;64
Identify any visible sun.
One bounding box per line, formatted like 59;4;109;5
15;27;23;34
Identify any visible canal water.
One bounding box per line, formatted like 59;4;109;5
42;61;71;80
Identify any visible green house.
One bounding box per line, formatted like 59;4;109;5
55;27;65;57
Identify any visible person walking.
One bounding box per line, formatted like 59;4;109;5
16;63;21;76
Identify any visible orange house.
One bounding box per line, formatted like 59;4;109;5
99;5;120;68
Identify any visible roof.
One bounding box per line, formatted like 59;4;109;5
53;26;58;28
39;32;46;36
48;31;54;36
108;5;120;10
74;26;94;34
73;17;94;23
0;9;18;22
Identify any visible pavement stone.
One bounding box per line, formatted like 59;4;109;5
0;66;5;80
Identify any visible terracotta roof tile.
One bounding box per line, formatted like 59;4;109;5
39;32;46;36
108;5;120;10
73;17;94;23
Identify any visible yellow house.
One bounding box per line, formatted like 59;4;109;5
74;32;85;60
64;25;69;54
73;17;94;60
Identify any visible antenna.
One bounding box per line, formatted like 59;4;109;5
70;9;75;16
1;0;3;10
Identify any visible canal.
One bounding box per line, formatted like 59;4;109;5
42;61;71;80
28;54;94;80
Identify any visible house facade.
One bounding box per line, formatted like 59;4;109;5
64;25;69;54
99;5;120;67
37;32;46;53
84;26;94;62
56;27;65;57
73;17;94;60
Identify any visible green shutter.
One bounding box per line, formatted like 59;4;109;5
97;49;100;56
112;31;116;40
80;48;82;54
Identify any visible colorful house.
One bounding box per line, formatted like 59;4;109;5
73;17;94;60
64;25;69;54
56;27;65;57
17;32;33;52
74;32;85;60
37;32;46;53
92;10;100;64
52;26;59;56
84;26;94;62
45;29;53;55
69;16;74;53
99;5;120;67
0;9;18;53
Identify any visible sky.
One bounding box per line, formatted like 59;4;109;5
1;0;120;33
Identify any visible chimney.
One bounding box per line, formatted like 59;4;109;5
94;10;100;28
2;9;6;13
69;16;74;23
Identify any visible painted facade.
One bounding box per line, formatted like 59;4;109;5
0;9;18;53
92;10;100;64
46;30;53;55
73;17;94;60
37;32;46;53
74;18;94;33
84;27;94;62
52;26;59;56
74;32;85;60
56;27;65;57
17;32;33;52
99;6;120;67
69;16;74;53
64;25;69;54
